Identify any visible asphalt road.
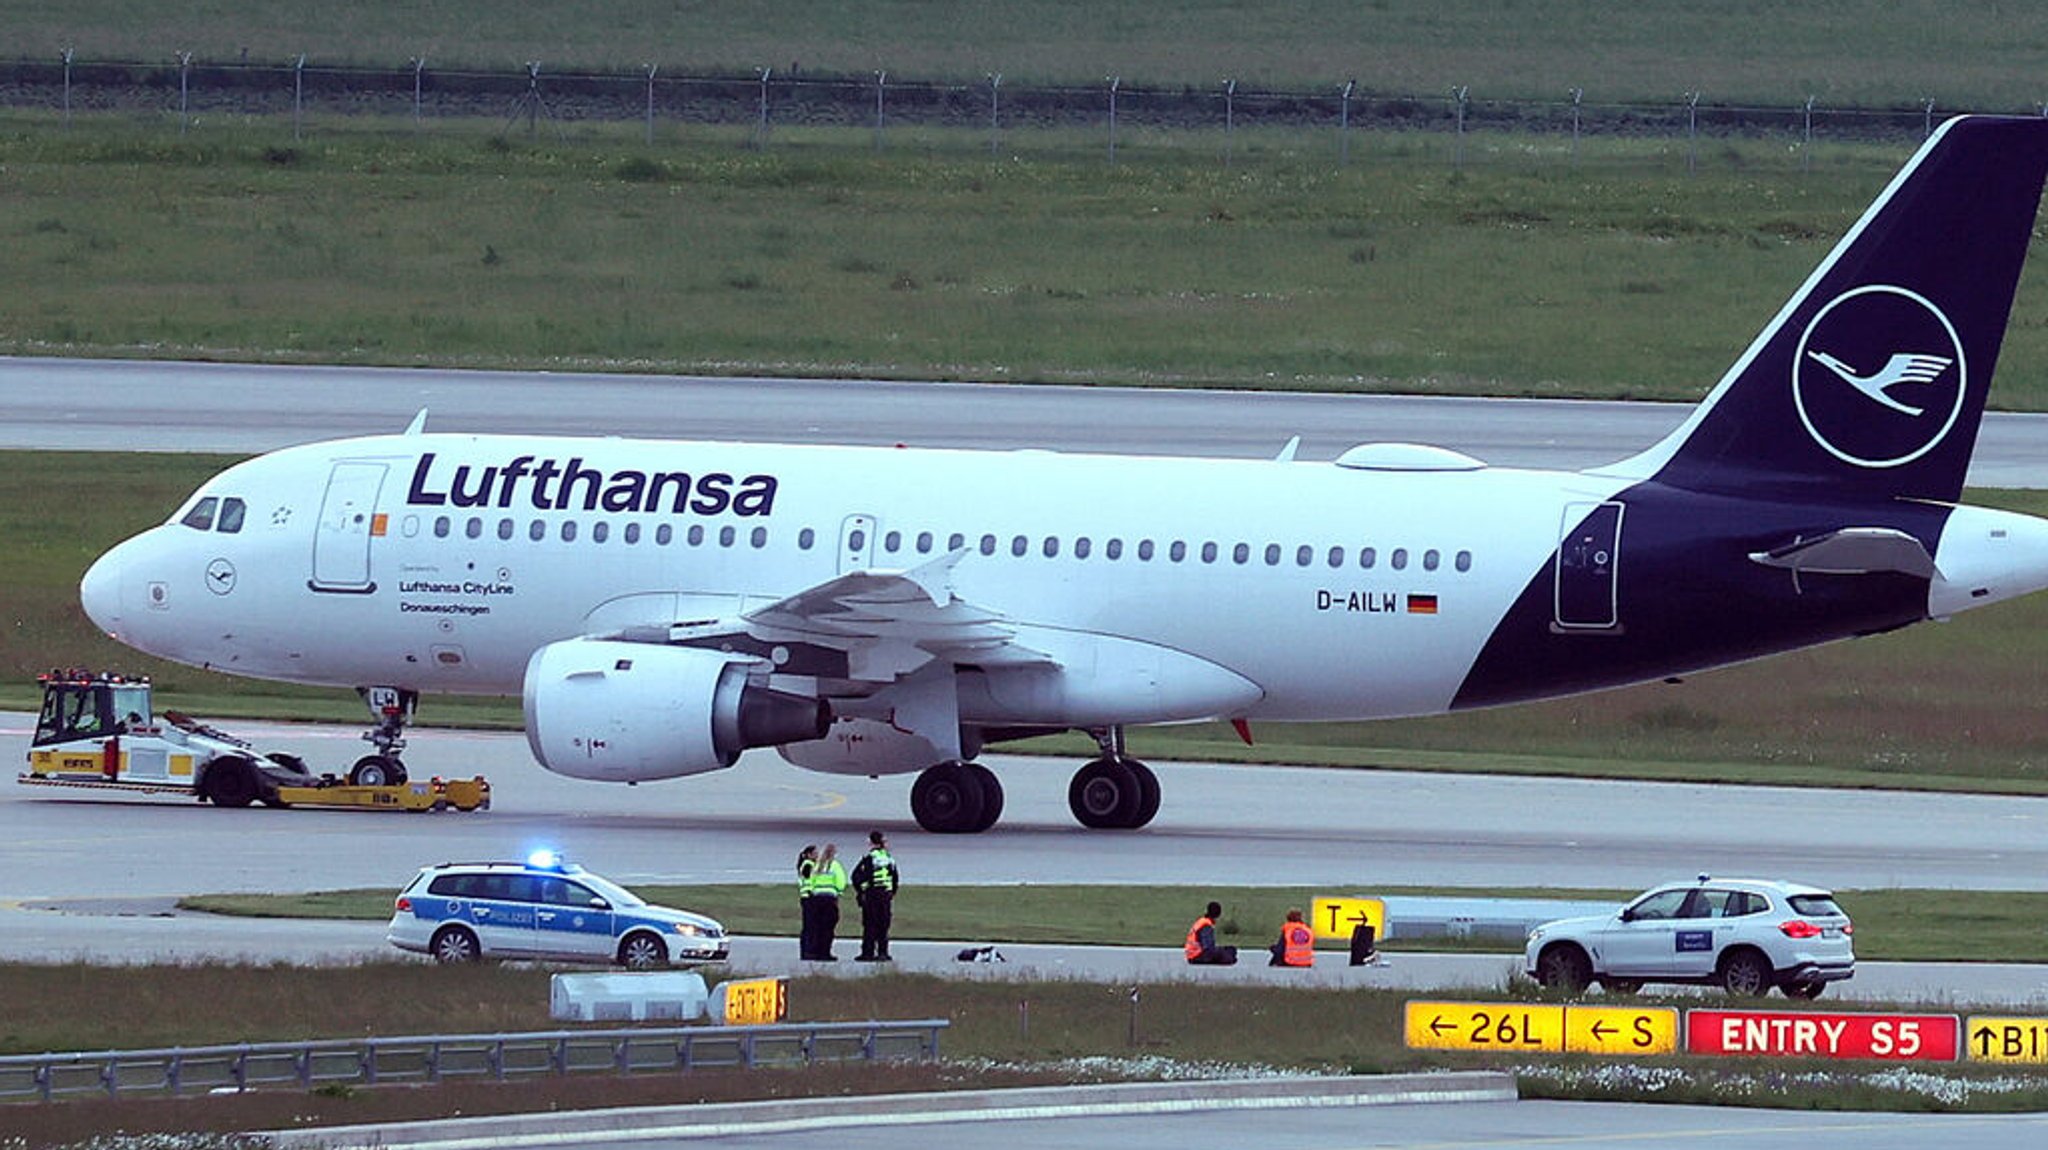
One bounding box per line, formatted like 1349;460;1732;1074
5;355;2048;485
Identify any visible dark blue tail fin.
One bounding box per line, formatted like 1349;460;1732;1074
1613;116;2048;503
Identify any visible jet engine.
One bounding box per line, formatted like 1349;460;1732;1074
524;639;829;781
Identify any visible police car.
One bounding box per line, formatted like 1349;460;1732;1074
1524;876;1854;998
387;853;729;968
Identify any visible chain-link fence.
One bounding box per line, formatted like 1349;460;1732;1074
3;54;2014;160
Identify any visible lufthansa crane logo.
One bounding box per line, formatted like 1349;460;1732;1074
1792;284;1966;468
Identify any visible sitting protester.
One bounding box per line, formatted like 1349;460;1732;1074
1268;907;1315;967
1184;900;1239;965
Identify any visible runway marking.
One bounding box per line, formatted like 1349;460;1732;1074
770;782;848;813
1380;1110;2048;1147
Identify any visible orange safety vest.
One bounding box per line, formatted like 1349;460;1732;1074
1184;916;1216;960
1281;921;1314;966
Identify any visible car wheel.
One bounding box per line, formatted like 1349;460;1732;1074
1600;978;1644;995
1535;944;1593;992
1719;949;1773;996
619;932;668;969
1784;979;1827;1000
430;926;481;963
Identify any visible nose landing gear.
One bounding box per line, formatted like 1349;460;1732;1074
351;685;416;786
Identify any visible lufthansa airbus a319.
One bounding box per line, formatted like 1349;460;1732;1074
79;116;2048;833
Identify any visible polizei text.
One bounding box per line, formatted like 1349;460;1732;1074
406;453;779;516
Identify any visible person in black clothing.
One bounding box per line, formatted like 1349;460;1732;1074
850;829;899;961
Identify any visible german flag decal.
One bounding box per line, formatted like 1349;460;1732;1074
1406;593;1439;615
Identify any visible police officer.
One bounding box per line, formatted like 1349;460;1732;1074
805;842;848;960
795;844;819;959
851;829;898;962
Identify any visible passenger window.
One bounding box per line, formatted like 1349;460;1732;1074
1360;547;1376;569
949;533;966;551
1264;544;1282;566
529;520;546;541
980;534;997;556
1327;546;1344;568
465;518;483;540
884;530;901;553
1455;550;1472;572
797;527;814;549
1074;537;1091;559
1106;538;1124;560
1168;541;1186;562
498;519;514;541
561;521;577;542
1233;543;1250;565
1423;549;1440;571
751;526;767;548
1043;536;1059;558
1011;535;1028;557
719;526;735;547
1626;889;1689;921
1137;539;1155;561
917;531;934;553
689;525;705;546
1391;548;1408;570
592;522;609;543
180;497;219;531
625;523;641;544
1295;545;1313;567
434;516;451;538
1200;541;1218;564
217;498;246;534
657;524;673;545
848;528;866;552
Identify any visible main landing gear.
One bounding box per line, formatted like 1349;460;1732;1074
907;728;1161;834
909;760;1004;834
350;685;417;787
1067;727;1159;830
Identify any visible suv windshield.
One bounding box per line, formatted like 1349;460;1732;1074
1788;893;1846;918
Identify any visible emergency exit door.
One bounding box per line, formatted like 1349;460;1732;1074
839;514;877;574
310;462;388;593
1554;501;1623;630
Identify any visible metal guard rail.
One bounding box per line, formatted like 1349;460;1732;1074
0;1020;947;1103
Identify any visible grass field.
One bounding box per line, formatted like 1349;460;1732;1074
181;882;2048;965
12;121;2048;407
9;451;2048;794
9;1;2048;107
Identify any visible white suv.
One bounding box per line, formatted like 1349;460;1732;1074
387;854;729;968
1525;876;1854;998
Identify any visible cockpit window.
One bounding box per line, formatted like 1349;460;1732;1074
179;497;219;531
217;498;247;534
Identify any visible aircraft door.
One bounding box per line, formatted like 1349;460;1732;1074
1555;501;1623;630
310;462;388;594
839;514;877;574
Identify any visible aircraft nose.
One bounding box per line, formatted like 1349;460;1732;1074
80;544;127;636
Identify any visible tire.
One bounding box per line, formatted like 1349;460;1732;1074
350;755;404;787
1068;757;1142;829
1600;978;1644;995
203;757;259;808
619;932;668;969
911;762;987;834
1783;979;1827;1000
1125;759;1161;828
430;926;481;963
1719;949;1773;996
965;762;1004;832
1535;944;1593;992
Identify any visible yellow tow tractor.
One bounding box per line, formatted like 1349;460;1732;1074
19;671;489;813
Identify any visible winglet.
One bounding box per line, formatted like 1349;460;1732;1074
403;409;429;436
1273;436;1302;463
902;549;968;607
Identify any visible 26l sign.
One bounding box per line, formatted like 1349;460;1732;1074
1687;1010;1959;1061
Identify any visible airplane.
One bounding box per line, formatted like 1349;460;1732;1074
78;115;2048;834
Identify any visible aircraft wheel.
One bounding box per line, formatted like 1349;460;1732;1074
965;762;1004;832
911;761;987;834
1125;759;1161;829
1069;757;1142;829
204;757;260;808
350;755;405;787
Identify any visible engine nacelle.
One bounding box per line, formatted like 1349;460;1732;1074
524;639;829;782
777;716;951;777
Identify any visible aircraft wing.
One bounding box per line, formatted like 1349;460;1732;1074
668;550;1052;682
1748;527;1940;579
